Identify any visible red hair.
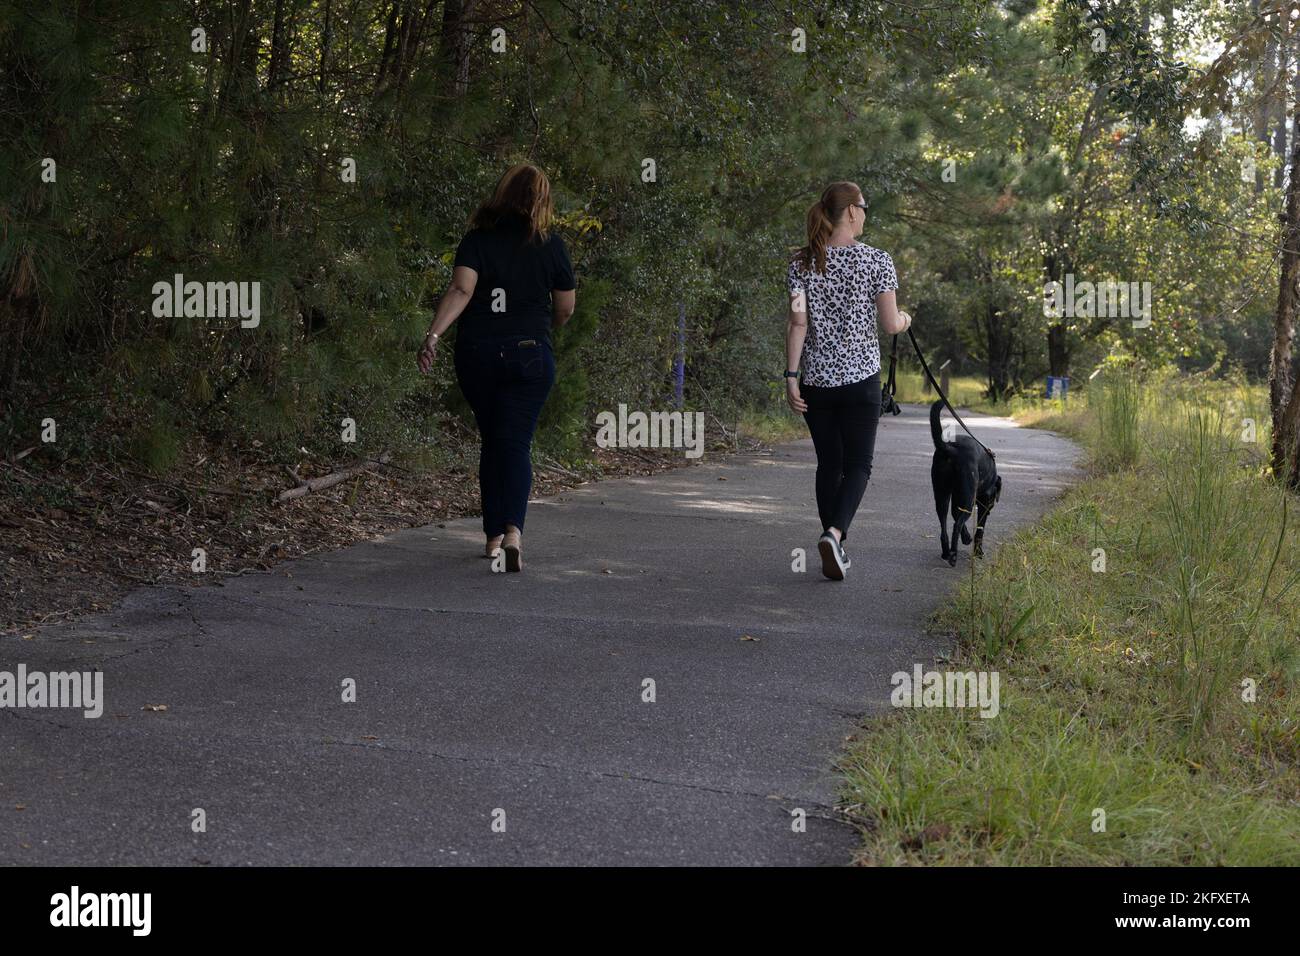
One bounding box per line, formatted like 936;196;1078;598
470;163;555;242
795;181;862;274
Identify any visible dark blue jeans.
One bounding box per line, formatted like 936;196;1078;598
454;334;556;537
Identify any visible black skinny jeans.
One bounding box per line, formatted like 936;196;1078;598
801;372;882;540
454;333;555;537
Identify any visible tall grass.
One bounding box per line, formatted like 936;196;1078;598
1152;405;1298;739
839;372;1300;865
1093;369;1141;469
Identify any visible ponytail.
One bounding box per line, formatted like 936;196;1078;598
800;201;835;275
794;181;863;275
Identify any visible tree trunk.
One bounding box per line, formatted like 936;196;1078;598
1280;360;1300;490
978;258;1013;403
985;303;1012;402
318;0;332;95
1286;18;1299;193
376;0;401;93
1043;251;1071;377
1270;63;1300;480
437;0;476;99
1047;323;1070;378
1254;0;1280;192
267;0;289;93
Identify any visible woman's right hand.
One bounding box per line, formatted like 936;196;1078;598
786;377;807;414
417;332;439;375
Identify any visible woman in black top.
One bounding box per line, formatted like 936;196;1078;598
418;163;576;571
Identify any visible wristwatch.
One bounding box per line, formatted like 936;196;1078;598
783;370;799;379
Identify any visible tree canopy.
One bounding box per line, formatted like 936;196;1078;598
2;0;1298;479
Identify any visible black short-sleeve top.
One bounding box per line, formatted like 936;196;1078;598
453;212;575;345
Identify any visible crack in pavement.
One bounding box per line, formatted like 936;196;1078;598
317;736;832;807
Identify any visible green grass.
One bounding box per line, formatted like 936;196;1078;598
738;407;808;445
839;372;1300;865
892;370;987;409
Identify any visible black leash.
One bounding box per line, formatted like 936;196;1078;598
881;333;902;417
880;328;995;461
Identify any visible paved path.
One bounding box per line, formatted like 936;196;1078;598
1;404;1081;866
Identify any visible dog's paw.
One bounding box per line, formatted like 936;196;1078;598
946;554;957;567
973;544;984;558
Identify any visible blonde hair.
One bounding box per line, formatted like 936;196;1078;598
470;162;555;242
795;181;862;275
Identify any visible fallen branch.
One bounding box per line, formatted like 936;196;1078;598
708;412;738;450
276;453;391;503
537;455;582;481
0;458;39;483
122;468;250;499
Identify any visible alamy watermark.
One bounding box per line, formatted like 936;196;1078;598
1044;274;1152;328
890;665;1000;718
50;886;150;936
0;665;103;718
595;404;705;459
152;273;260;328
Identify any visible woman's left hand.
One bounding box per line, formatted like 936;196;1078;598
786;377;807;414
417;333;438;375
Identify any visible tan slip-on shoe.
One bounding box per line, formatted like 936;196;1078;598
502;528;522;572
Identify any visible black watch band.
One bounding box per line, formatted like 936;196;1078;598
783;370;800;379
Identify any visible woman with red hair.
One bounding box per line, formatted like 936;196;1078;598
418;163;576;572
785;181;912;580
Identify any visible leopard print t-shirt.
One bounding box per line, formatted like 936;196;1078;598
787;243;898;387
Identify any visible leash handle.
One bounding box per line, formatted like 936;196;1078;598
905;327;995;460
880;334;902;417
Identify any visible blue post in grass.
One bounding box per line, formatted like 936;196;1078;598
1045;375;1070;401
673;302;685;409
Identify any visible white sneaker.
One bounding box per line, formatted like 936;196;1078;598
818;532;848;580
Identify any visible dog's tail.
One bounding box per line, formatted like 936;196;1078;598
930;399;955;457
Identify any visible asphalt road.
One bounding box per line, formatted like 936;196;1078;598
1;403;1081;866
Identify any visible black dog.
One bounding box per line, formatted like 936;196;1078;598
930;399;1001;566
